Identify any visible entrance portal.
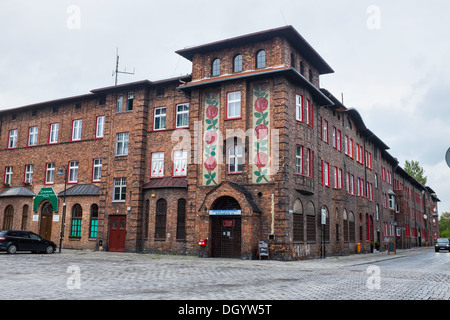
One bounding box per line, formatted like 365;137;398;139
210;196;241;258
109;215;127;252
39;202;53;240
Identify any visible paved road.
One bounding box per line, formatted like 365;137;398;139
0;247;448;301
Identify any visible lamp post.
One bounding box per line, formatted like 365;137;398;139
57;166;67;254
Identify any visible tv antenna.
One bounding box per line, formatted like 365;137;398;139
112;48;135;85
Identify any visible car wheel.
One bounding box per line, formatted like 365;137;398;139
44;246;54;254
435;249;439;252
7;244;17;254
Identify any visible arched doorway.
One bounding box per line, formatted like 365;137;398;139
39;202;53;240
210;196;242;258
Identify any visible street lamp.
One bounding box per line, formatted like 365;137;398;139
57;166;67;254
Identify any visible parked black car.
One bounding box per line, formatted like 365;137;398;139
434;238;450;252
0;230;56;254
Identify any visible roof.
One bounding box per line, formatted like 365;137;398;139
0;187;36;198
176;25;334;75
58;184;100;197
142;177;188;189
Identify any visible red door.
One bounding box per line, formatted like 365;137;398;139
109;216;126;252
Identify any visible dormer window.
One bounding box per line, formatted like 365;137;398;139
212;58;220;76
256;50;266;69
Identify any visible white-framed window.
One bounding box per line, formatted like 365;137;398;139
93;159;102;182
173;150;187;176
96;116;105;138
151;152;164;178
322;161;330;187
116;94;123;112
228;145;243;173
45;163;55;184
68;161;79;183
113;177;127;201
24;165;33;184
28;126;38;146
305;99;312;127
72;119;82;141
321;118;328;143
49;123;59;144
115;132;129;156
227;92;241;119
4;166;13;185
296;145;303;174
154;107;166;130
296;94;303;122
388;194;395;210
233;55;243;73
126;92;134;111
334;167;343;189
176;104;189;128
8;129;18;149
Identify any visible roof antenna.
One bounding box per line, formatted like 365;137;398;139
280;9;288;26
341;92;344;104
112;48;135;85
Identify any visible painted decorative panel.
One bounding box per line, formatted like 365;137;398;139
252;83;271;184
203;92;220;186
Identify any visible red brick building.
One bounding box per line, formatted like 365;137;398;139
0;26;440;259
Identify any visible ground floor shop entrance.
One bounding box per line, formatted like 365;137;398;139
109;215;126;252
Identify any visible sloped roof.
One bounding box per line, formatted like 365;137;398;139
142;177;188;189
58;184;100;197
0;187;35;198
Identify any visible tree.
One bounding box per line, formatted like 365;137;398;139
404;160;427;184
439;212;450;238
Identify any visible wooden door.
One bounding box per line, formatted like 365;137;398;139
39;203;53;240
109;215;126;252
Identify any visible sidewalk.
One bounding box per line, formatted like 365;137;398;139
291;246;432;269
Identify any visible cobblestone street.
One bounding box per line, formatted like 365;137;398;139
1;246;448;301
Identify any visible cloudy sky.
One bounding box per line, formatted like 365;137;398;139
1;0;449;215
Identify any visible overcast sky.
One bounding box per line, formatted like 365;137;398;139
1;0;449;216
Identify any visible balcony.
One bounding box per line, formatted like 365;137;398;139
294;175;314;195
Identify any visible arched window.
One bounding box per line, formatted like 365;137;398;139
21;205;29;230
322;206;330;242
306;201;315;242
89;204;98;238
343;209;348;242
348;212;355;242
3;205;14;230
212;58;220;76
256;50;266;69
155;199;167;239
293;199;303;242
71;204;82;237
233;55;242;72
176;199;186;240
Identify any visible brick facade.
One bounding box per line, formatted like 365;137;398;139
0;26;440;259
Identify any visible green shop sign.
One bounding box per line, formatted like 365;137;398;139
33;187;59;213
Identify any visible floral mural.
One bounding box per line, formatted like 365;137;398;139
252;83;271;183
203;92;220;186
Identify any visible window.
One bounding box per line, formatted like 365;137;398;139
296;95;303;122
306;201;316;242
176;103;189;128
228;145;243;173
305;99;313;127
173;150;187;176
46;163;55;184
28;126;38;146
333;127;341;151
304;148;313;177
71;204;82;237
155;198;167;239
233;55;242;72
126;92;134;111
115;132;129;156
116;94;123;112
4;166;13;185
154;107;166;130
8;129;17;148
89;204;98;238
321;160;330;187
256;50;266;69
92;159;102;182
296;146;303;174
71;120;82;141
68;161;79;183
334;167;343;189
227;91;241;119
3;206;14;230
212;58;220;76
113;178;127;201
49;123;59;144
388;193;395;210
151;152;164;178
347;173;355;195
24;165;33;184
321;117;328;143
21;205;29;230
293;199;304;242
176;199;186;240
96;116;105;138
